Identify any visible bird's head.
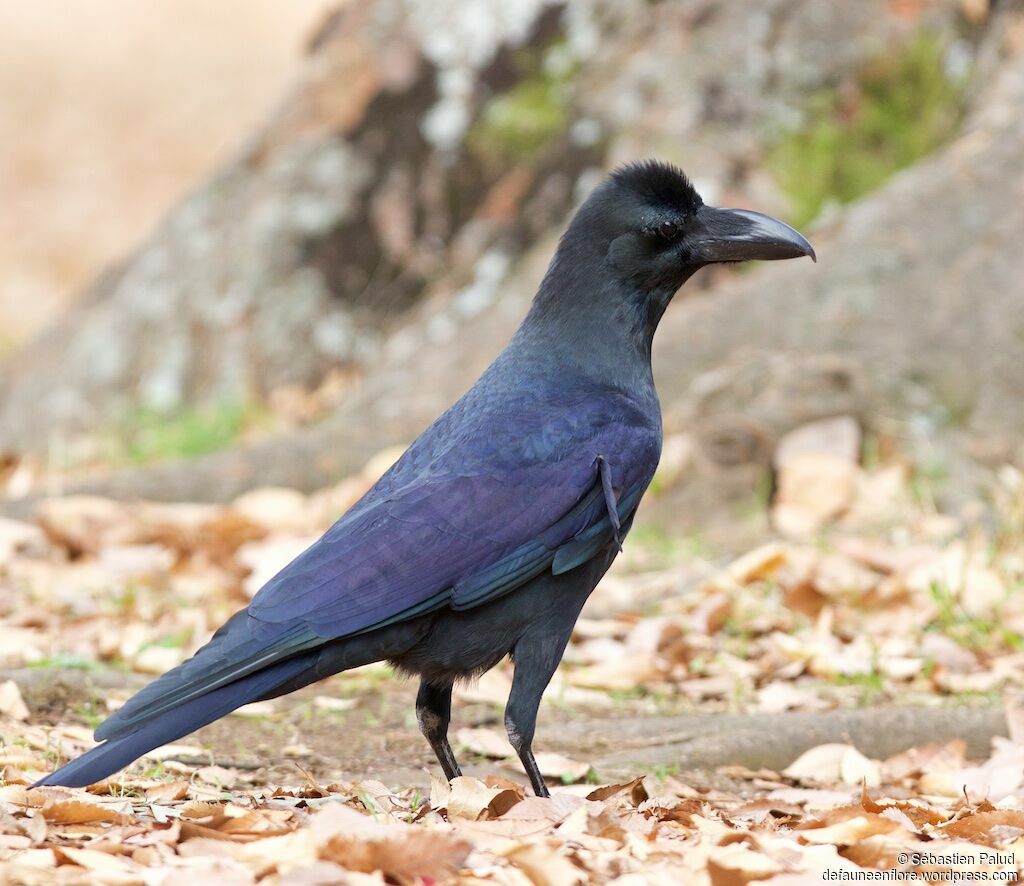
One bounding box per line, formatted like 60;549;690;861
523;160;816;362
557;160;815;300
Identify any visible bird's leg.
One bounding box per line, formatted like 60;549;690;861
596;456;622;551
416;679;462;782
505;630;574;798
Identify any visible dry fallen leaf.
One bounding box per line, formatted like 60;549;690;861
0;516;48;565
42;799;125;825
943;809;1024;842
528;752;592;783
586;778;645;803
55;846;143;875
504;841;586;885
144;781;190;803
446;776;522;820
4;430;1024;883
720;543;788;586
784;744;880;788
564;655;658;690
883;740;967;782
799;812;902;845
429;772;452;812
773;453;859;537
707;840;785;884
0;680;30;721
456;727;513;759
231;487;312;533
312;694;359;712
322;829;472;883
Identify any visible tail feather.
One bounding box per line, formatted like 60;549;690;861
34;652;316;788
95;610;320;741
35;603;435;788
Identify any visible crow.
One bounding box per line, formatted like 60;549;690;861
36;161;814;795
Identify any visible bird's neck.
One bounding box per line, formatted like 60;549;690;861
511;247;679;398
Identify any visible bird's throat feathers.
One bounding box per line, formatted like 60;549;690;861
521;232;687;369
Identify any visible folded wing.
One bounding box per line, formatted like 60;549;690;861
96;441;649;740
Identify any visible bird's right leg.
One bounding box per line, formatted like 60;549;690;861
416;679;462;782
505;626;577;798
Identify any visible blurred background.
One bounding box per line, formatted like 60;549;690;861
1;0;1024;783
2;0;1022;539
0;0;333;351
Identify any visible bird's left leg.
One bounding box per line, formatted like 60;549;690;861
416;679;462;782
505;627;575;798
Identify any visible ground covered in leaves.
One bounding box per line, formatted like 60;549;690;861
2;418;1024;882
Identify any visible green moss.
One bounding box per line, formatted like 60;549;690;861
627;525;682;560
27;653;107;671
107;400;263;465
141;761;167;780
926;580;1022;653
140;628;192;651
908;455;949;509
828;670;888;707
768;32;966;228
650;762;681;783
72;699;105;730
468;44;574;164
734;468;775;521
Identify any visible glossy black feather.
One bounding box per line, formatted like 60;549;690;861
37;160;758;790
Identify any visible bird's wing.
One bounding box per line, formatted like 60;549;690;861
97;407;658;739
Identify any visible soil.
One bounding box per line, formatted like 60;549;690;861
10;667;1008;794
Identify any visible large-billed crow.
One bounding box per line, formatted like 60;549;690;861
37;161;814;794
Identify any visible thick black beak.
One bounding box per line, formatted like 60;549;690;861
689;205;816;264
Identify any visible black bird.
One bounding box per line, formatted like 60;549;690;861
37;161;814;795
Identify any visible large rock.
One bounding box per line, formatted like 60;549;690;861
0;0;596;447
654;21;1024;462
0;0;958;451
6;0;1020;540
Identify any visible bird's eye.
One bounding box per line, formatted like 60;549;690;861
658;220;679;241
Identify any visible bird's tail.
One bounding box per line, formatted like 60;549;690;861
33;651;316;788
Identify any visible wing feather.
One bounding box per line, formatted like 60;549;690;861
97;397;660;741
